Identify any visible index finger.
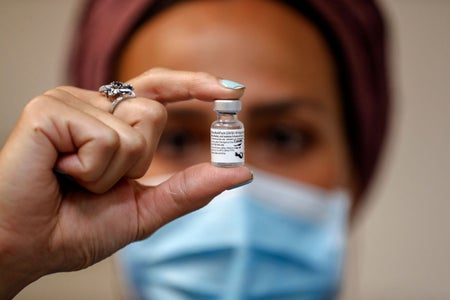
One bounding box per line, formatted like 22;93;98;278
127;68;245;103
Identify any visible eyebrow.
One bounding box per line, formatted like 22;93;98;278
248;98;326;118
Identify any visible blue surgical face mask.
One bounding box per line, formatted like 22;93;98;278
118;169;350;300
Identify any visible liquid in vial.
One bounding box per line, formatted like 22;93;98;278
211;100;245;167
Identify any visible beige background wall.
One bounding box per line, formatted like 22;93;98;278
1;0;449;299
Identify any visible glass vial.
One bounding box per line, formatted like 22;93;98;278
211;100;245;167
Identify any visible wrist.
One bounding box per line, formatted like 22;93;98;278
0;272;31;300
0;236;43;299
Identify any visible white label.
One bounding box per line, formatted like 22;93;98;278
211;128;245;164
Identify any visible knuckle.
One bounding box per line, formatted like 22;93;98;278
55;85;74;91
127;158;152;179
43;86;72;98
23;95;58;120
76;165;99;183
193;71;214;84
195;70;214;80
142;67;166;78
148;101;168;125
126;132;147;156
119;130;147;162
83;182;110;195
74;142;118;182
98;129;121;152
121;133;149;179
149;67;165;73
134;100;168;126
26;94;55;109
30;86;80;112
130;165;151;179
122;132;154;179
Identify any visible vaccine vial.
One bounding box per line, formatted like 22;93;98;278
211;100;245;167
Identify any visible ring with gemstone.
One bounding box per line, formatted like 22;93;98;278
99;81;136;113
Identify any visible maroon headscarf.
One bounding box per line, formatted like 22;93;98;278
68;0;390;202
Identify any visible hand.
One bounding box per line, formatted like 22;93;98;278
0;68;252;298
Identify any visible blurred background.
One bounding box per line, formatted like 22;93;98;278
0;0;449;299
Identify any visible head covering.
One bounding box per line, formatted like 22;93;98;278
68;0;390;203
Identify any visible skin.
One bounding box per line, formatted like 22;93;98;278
117;0;357;196
0;69;252;299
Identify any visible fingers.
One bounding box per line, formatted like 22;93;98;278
17;68;243;193
45;88;167;190
134;163;253;239
6;95;122;195
54;68;245;109
127;68;245;102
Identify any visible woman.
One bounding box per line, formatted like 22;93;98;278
68;0;389;299
0;0;389;298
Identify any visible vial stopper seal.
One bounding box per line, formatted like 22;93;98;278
213;100;242;112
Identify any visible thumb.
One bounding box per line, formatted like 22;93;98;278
134;163;253;240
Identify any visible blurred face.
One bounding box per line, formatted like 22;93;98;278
117;0;356;197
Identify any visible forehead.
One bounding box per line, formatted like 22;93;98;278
118;0;340;113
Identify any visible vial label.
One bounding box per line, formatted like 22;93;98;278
211;128;245;165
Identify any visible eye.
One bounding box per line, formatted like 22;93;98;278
258;124;313;156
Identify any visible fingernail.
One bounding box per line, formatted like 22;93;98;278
227;170;254;190
220;79;245;90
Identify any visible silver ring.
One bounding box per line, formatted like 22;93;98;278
99;81;136;113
